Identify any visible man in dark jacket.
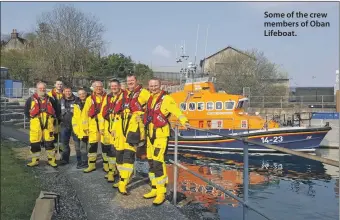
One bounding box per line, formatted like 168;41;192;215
59;85;85;167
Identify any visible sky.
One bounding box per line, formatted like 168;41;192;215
1;1;339;87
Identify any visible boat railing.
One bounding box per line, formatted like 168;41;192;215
263;112;329;128
248;95;336;109
170;123;339;220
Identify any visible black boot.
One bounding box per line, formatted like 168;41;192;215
77;161;88;169
59;159;69;166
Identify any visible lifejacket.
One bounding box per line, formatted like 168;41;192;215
123;85;144;113
88;92;106;118
29;93;56;118
113;90;129;114
102;92;122;120
51;88;63;100
143;90;169;128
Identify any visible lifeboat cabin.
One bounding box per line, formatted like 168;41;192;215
169;77;279;136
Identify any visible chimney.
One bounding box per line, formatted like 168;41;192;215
11;29;18;39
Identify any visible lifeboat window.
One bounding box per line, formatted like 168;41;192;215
206;102;214;110
225;101;234;110
180;103;187;111
215;101;223;110
189;102;196;111
197;102;204;111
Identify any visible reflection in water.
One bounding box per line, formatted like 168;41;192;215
167;164;272;211
165;149;339;219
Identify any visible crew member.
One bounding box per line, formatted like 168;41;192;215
100;79;123;182
48;79;64;101
48;79;64;152
82;81;107;173
59;86;84;167
72;88;90;169
24;81;60;167
112;74;150;195
142;78;188;206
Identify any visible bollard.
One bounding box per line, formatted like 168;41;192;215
173;125;179;205
30;191;60;220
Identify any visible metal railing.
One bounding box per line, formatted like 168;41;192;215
0;88;35;98
170;123;339;220
0;112;27;129
248;95;336;109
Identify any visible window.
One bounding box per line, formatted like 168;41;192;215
189;102;196;111
180;103;187;111
215;101;223;110
197;102;204;111
225;101;234;110
206;102;214;110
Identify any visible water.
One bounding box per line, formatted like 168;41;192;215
164;149;339;220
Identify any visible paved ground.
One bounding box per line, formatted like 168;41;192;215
0;125;189;220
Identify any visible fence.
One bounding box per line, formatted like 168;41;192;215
153;72;183;81
170;124;339;220
248;95;336;109
0;87;36;98
0;112;27;129
0;88;55;100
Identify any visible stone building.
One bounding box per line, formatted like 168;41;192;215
2;29;32;51
199;46;254;76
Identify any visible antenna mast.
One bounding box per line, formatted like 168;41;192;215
193;24;200;67
203;25;210;74
189;24;200;92
175;40;189;86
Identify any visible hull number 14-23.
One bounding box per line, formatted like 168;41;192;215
261;136;283;143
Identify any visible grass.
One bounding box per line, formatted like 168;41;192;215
1;139;41;220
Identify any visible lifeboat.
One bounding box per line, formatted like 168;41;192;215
168;77;331;152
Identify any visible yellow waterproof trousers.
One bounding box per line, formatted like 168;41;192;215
84;117;113;173
143;136;168;205
28;115;57;167
113;113;145;194
146;137;168;189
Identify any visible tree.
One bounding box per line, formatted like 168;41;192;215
31;4;105;84
1;33;10;48
204;49;289;106
0;49;33;86
0;4;154;88
88;53;135;77
87;53;153;83
134;63;153;85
